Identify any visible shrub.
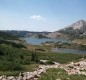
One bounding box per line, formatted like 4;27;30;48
45;60;55;65
31;52;39;62
0;61;23;71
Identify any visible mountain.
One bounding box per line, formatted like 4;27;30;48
0;30;51;38
48;20;86;38
1;20;86;39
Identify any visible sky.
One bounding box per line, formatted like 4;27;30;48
0;0;86;32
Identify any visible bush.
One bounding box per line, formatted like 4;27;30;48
0;45;25;71
0;61;23;71
31;52;39;62
45;60;55;65
35;48;45;52
22;57;30;65
39;61;45;64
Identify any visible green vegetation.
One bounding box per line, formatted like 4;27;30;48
23;64;39;72
54;42;86;50
38;68;86;80
0;44;39;75
0;43;85;75
0;64;38;76
0;45;24;71
38;52;85;64
45;60;55;65
0;31;18;40
0;40;26;48
0;31;26;48
0;31;86;76
0;71;20;76
31;52;39;62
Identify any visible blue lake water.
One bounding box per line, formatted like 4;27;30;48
52;48;86;54
24;37;70;45
24;37;86;54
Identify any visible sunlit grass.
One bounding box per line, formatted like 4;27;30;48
38;68;86;80
0;64;39;76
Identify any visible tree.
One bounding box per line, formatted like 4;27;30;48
31;52;39;62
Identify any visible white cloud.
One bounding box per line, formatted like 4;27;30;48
30;15;45;21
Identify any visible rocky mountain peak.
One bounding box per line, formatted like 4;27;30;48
47;19;86;38
68;20;86;30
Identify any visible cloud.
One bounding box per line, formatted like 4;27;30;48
30;15;45;21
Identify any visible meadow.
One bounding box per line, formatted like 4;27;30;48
38;68;86;80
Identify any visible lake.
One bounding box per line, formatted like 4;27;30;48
52;48;86;54
24;37;70;45
24;37;86;54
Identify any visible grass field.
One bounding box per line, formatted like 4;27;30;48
0;64;38;76
26;44;53;52
0;44;86;76
38;68;86;80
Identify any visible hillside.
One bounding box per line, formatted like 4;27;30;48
0;31;26;48
0;30;51;38
48;20;86;39
0;31;18;40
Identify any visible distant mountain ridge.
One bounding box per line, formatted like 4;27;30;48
0;30;51;38
48;20;86;38
0;20;86;39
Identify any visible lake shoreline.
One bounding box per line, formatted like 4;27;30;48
52;48;86;54
23;37;86;54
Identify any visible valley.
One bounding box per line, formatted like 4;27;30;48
0;20;86;80
0;0;86;79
